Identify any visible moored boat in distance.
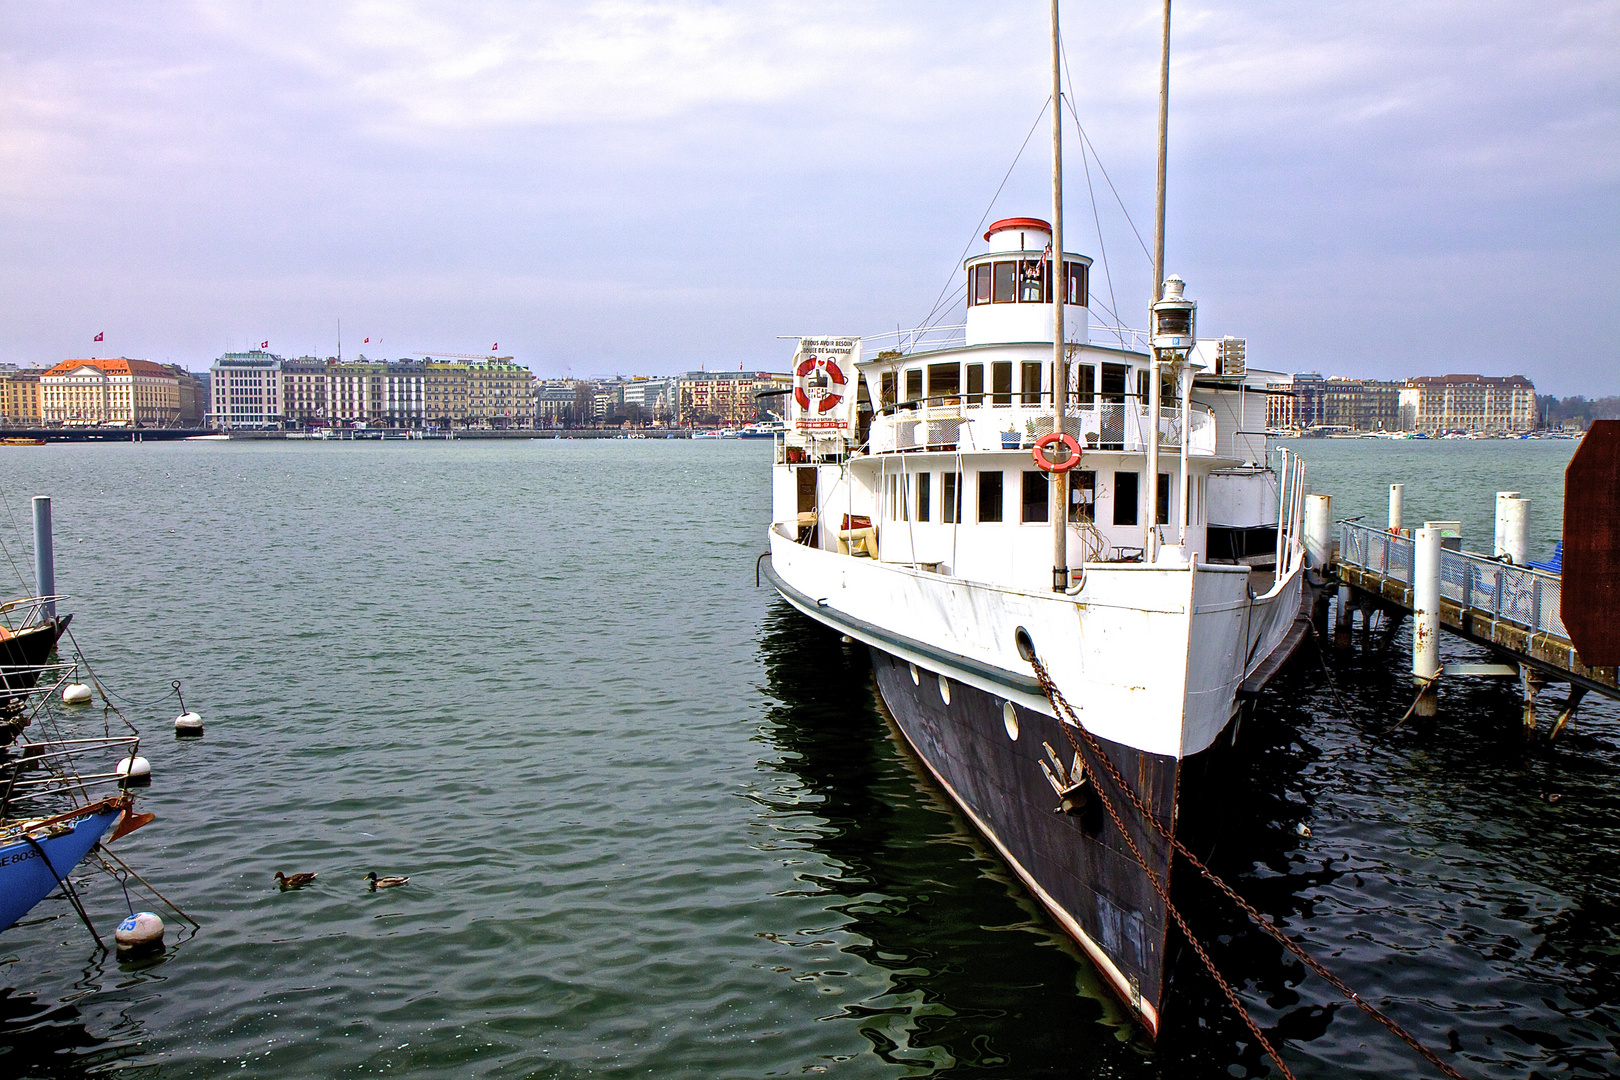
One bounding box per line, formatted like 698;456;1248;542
761;6;1310;1034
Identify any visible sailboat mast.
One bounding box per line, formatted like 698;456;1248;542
1145;0;1171;558
1050;0;1069;593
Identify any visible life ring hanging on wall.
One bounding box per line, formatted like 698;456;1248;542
1032;432;1082;472
794;355;847;414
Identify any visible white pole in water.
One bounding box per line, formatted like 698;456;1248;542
1412;525;1442;716
1049;0;1069;592
1495;491;1528;565
1388;483;1404;534
1304;493;1332;571
32;496;55;621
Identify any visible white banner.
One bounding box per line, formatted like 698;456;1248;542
790;337;860;434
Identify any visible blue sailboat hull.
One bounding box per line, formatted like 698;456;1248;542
0;802;124;932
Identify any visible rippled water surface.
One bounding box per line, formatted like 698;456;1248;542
0;437;1615;1078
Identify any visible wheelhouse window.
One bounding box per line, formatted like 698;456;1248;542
1157;472;1171;526
1018;260;1048;303
1075;364;1096;405
927;363;960;401
1065;261;1088;306
970;264;992;306
904;369;923;404
1071;470;1096;522
992;262;1017;303
1021;471;1049;523
978;471;1004;523
917;472;931;522
965;364;984;406
880;371;896;409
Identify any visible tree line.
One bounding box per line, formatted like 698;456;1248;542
1536;394;1620;426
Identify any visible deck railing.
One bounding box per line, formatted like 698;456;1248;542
1338;521;1568;639
868;399;1214;457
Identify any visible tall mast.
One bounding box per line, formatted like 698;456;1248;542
1145;0;1171;558
1050;0;1069;593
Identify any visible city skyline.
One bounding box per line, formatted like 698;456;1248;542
1;3;1614;394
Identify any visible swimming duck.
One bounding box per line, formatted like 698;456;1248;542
275;871;317;889
365;872;409;890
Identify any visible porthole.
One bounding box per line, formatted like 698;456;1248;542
938;675;951;704
1003;701;1019;741
909;662;920;686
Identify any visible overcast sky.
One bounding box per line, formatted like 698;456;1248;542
1;1;1615;394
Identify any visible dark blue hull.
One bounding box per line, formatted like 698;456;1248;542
0;802;124;932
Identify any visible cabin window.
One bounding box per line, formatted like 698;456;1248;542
1021;471;1049;523
991;362;1013;406
942;472;962;523
1071;470;1096;522
1137;371;1151;403
904;369;923;404
1021;362;1043;405
1019;260;1048;303
1075;364;1096;405
1065;261;1088;306
927;363;960;401
917;471;931;522
992;261;1017;303
970;264;992;306
880;371;896;409
1158;472;1171;526
979;471;1004;523
965;364;984;405
1113;471;1139;526
1101;363;1128;405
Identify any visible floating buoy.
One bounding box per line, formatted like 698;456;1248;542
174;711;203;737
1294;822;1312;837
114;911;164;956
62;683;93;705
116;755;152;786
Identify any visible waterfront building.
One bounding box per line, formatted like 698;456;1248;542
0;368;45;426
1265;376;1297;430
165;365;207;426
423;361;469;427
43;358;181;426
465;358;532;428
1400;374;1536;433
676;370;791;426
281;357;332;427
534;381;579;425
327;358;389;427
1320;377;1401;432
622;376;677;422
210;350;282;429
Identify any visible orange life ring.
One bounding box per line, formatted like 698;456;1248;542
1032;432;1082;472
794;355;847;414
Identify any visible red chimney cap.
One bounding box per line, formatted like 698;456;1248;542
984;217;1052;241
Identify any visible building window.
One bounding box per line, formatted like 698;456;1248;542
978;471;1003;523
1021;471;1048;522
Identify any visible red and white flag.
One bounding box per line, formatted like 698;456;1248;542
260;341;269;349
94;332;104;342
364;337;369;343
491;343;498;351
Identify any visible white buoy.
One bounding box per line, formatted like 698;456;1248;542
114;911;164;955
1412;525;1443;717
1388;483;1404;534
116;754;152;785
62;682;92;705
174;711;203;737
1304;493;1332;571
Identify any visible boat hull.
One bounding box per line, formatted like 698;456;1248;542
870;647;1179;1030
0;800;125;932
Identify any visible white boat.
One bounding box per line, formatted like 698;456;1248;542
762;6;1310;1035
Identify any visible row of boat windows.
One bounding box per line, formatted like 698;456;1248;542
966;260;1089;306
879;362;1156;408
883;469;1172;527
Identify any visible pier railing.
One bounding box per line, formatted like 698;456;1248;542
1339;522;1568;639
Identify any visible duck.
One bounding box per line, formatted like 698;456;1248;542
365;872;409;890
275;871;317;889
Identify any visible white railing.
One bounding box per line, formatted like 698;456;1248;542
1087;324;1152;352
1272;446;1308;585
860;323;969;354
1338;521;1569;640
868;399;1215;457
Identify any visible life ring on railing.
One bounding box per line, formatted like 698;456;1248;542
794;355;847;414
1032;432;1082;472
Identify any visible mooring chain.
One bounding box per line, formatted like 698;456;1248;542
1029;655;1469;1080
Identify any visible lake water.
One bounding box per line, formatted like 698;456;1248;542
1;436;1615;1079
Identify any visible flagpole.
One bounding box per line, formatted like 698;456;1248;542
1049;0;1068;593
